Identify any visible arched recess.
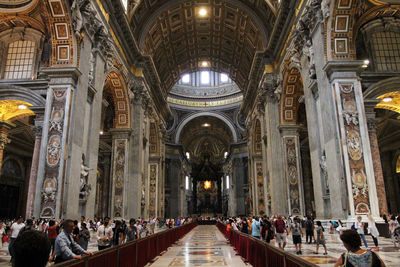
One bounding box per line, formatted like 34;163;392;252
42;0;75;66
103;71;131;128
175;112;238;144
281;67;304;125
0;0;76;66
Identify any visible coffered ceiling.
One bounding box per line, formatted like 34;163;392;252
129;0;276;94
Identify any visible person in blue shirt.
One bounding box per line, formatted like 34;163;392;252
54;219;92;263
251;217;261;239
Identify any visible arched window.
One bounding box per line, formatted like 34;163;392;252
0;28;43;80
359;19;400;72
4;40;36;79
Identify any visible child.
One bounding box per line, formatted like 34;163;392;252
289;217;303;255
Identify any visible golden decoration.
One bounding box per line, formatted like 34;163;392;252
0;100;35;122
204;180;211;190
376;92;400;114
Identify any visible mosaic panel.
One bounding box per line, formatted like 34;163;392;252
113;140;126;217
148;163;158;218
336;83;370;214
40;88;69;218
255;161;265;215
284;137;301;215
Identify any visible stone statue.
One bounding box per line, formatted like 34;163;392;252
319;153;329;193
321;0;331;21
273;74;283;101
79;154;92;200
71;0;85;38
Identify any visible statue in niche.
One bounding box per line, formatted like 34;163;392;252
319;152;329;194
71;0;85;38
80;154;92;200
274;74;283;102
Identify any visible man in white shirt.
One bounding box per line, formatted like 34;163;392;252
96;216;113;250
9;216;25;260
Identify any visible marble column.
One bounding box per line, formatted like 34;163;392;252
110;129;131;219
128;79;146;218
25;117;43;219
324;61;380;220
364;100;388;216
264;95;288;215
280;125;305;216
34;67;81;219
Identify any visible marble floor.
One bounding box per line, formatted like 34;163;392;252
148;225;248;267
1;226;400;266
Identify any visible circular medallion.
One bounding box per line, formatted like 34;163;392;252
352;172;366;188
347;130;362;161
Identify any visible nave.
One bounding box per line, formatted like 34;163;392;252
149;225;247;267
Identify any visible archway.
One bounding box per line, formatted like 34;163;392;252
95;71;131;218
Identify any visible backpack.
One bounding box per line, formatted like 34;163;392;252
351;223;356;231
275;220;285;233
394;226;400;238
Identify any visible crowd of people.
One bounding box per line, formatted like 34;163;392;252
0;216;192;266
221;214;400;266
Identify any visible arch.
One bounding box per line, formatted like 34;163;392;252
43;0;75;66
0;84;46;107
104;70;131;128
281;67;304;125
364;77;400;100
175;112;238;144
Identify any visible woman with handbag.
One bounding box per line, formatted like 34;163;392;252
334;230;385;267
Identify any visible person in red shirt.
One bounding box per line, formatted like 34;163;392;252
47;220;58;261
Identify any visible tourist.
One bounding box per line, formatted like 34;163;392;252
54;219;92;263
8;216;25;261
140;221;150;238
12;230;51;267
274;214;287;250
19;218;34;234
388;215;399;247
126;218;139;242
240;217;249;234
336;219;345;235
0;220;5;249
251;217;261;239
79;222;90;250
367;214;380;251
47;220;58;255
289;217;303;255
334;229;385;267
72;220;80;242
263;216;274;243
314;221;327;255
355;216;368;249
112;220;125;246
97;216;113;250
305;216;314;244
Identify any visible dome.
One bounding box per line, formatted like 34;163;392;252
168;71;243;108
